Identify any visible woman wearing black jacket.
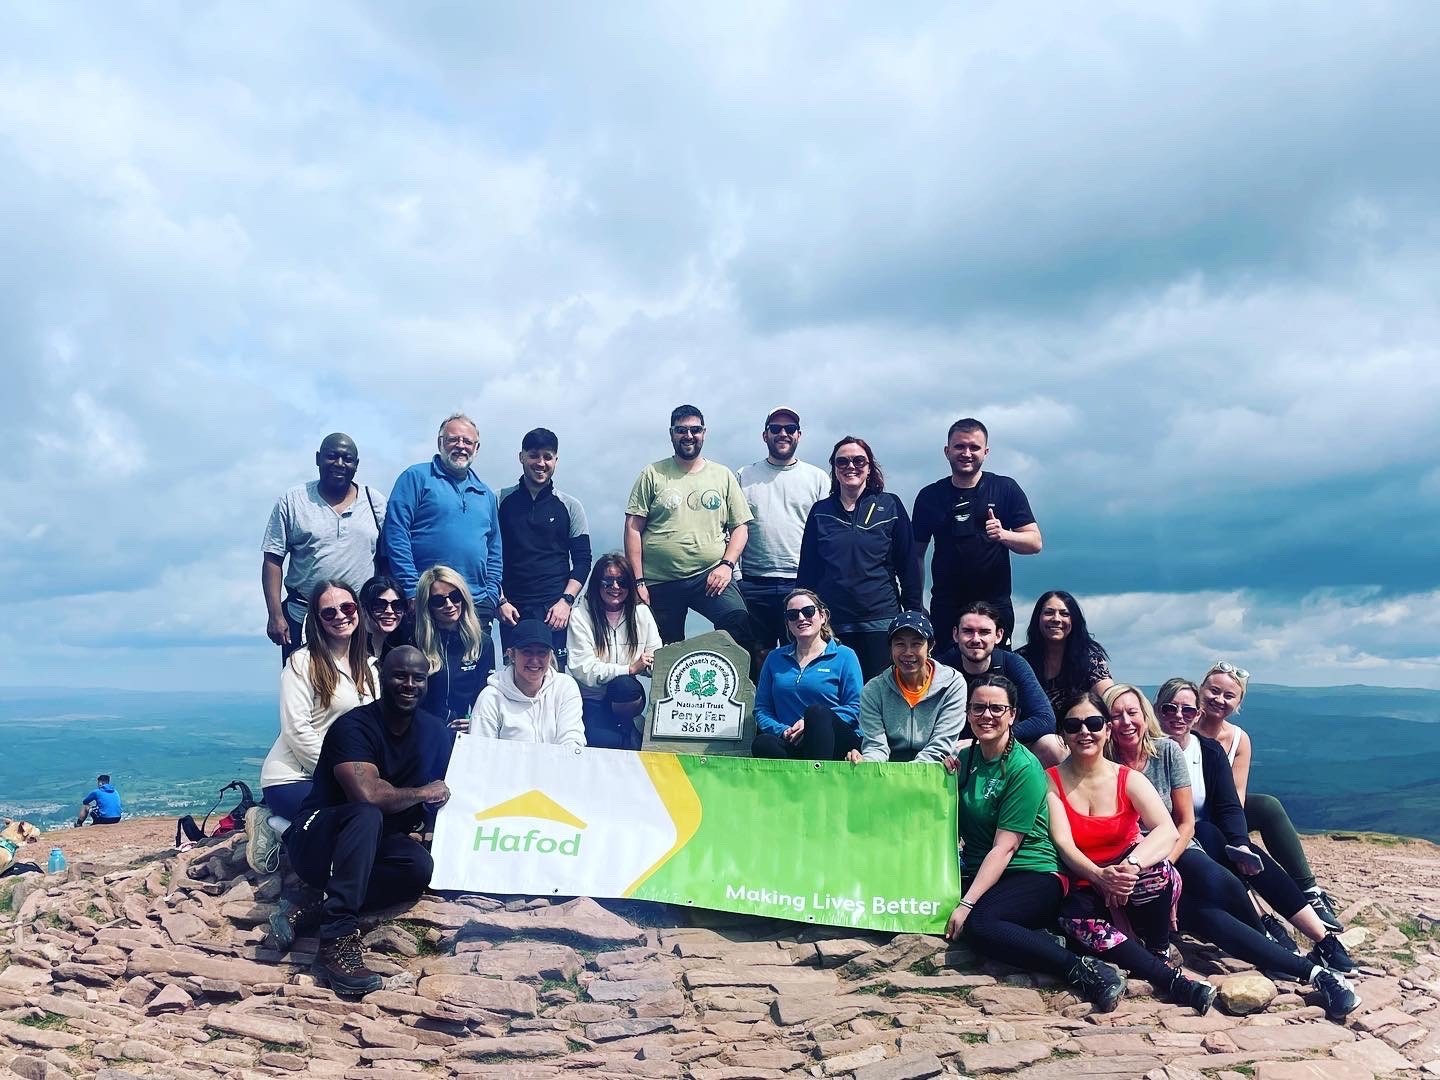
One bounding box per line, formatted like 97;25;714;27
796;436;923;681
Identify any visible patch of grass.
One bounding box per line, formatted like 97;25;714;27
83;902;105;920
959;1031;985;1044
260;1041;307;1053
565;1038;588;1053
906;958;936;976
852;983;886;995
394;920;442;956
19;1012;68;1030
0;881;17;913
540;974;582;996
1398;918;1440;942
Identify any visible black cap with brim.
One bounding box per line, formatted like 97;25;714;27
887;610;934;642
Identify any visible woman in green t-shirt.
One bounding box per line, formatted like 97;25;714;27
944;675;1126;1010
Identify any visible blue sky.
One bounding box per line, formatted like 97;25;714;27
1;1;1438;692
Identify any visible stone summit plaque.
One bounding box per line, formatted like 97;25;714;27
643;630;756;756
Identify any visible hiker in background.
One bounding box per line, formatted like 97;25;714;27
1015;590;1114;713
567;554;662;750
1045;691;1217;1015
851;611;966;763
1113;681;1360;1020
261;581;379;822
796;436;922;681
75;774;123;826
751;588;864;761
262;433;386;661
359;575;406;659
267;646;448;996
467;620;585;747
944;675;1128;1013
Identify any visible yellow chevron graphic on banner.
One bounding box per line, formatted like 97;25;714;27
622;752;702;895
474;789;587;829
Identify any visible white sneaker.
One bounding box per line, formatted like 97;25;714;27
244;804;282;874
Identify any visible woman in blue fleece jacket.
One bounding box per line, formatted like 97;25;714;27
751;589;864;761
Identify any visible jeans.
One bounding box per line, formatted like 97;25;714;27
752;703;861;761
581;676;647;750
738;576;796;654
262;781;312;822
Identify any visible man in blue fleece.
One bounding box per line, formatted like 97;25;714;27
76;775;123;826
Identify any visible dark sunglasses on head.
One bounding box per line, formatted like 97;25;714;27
319;601;358;623
369;598;406;615
672;424;705;436
784;604;819;622
766;423;799;436
600;576;629;588
1160;702;1199;720
834;455;869;469
428;589;465;609
1062;714;1107;734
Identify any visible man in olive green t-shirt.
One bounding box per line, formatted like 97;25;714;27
625;406;758;664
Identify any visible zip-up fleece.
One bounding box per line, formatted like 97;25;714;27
472;665;585;748
858;661;967;762
795;492;922;631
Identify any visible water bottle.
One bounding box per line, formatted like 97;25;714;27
47;847;67;874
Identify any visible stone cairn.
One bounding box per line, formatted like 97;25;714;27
3;832;1440;1079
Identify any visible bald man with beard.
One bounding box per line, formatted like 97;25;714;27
262;432;388;660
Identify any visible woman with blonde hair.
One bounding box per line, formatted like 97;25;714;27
383;565;487;747
752;588;864;760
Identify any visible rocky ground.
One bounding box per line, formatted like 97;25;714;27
3;826;1440;1080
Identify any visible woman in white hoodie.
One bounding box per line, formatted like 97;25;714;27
471;620;585;748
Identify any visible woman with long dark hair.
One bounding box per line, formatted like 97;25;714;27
1016;590;1113;711
567;554;663;749
359;574;405;658
796;436;922;681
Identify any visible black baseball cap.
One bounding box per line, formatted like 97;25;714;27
510;620;554;650
887;610;935;642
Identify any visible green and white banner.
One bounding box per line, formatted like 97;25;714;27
431;736;960;934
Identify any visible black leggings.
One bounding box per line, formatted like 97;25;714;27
962;871;1075;977
752;704;862;761
1194;820;1309;925
1245;793;1317;892
1174;847;1313;981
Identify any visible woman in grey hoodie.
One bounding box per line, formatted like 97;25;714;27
851;611;968;763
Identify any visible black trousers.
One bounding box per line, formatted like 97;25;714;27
1175;847;1312;981
284;802;433;940
1194;819;1309;925
841;630;892;682
752;703;861;761
962;870;1074;976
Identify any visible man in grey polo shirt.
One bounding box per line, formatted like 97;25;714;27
262;433;387;660
737;406;829;657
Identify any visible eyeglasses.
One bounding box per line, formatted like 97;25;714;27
766;423;799;436
442;435;477;448
428;589;465;609
1159;702;1199;720
784;605;819;622
1062;714;1107;734
369;599;406;616
671;424;705;436
834;455;869;470
967;702;1014;718
600;576;629;589
1214;660;1251;680
319;601;358;623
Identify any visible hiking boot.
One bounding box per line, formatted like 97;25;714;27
266;896;321;954
244;805;283;875
1169;972;1217;1015
1260;912;1297;953
1067;955;1125;1013
1305;887;1344;932
1307;932;1356;974
312;931;383;996
1310;967;1360;1020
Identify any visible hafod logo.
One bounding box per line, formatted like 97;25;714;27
472;789;586;857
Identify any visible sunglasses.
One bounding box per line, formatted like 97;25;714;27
1214;659;1251;680
369;598;406;615
600;576;629;588
1062;714;1107;734
1160;702;1199;720
428;589;465;609
319;601;358;623
784;604;819;622
671;424;705;436
834;455;870;470
967;702;1014;718
766;423;799;436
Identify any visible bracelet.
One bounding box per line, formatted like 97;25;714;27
957;898;974;909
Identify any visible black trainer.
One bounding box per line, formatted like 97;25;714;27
1306;888;1344;932
312;931;383;996
1260;912;1297;952
1067;956;1125;1013
1306;932;1356;974
266;896;321;954
1310;967;1360;1020
1169;972;1217;1015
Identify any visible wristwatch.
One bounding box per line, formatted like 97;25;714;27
719;559;736;571
560;593;577;605
1124;855;1143;871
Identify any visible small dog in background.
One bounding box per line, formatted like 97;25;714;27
0;818;42;874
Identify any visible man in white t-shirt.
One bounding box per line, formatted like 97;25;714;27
736;406;829;657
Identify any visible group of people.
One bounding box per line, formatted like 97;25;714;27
252;406;1356;1019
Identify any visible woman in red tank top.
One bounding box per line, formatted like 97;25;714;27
1045;690;1216;1014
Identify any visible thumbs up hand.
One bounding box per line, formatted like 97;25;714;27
984;507;1004;542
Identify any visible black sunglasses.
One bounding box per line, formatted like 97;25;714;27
427;589;465;609
369;598;406;615
766;423;799;436
834;455;869;469
600;576;629;588
671;424;705;436
784;604;819;622
319;601;358;623
1061;714;1107;734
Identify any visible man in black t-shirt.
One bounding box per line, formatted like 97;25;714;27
267;646;450;996
912;418;1042;647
